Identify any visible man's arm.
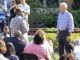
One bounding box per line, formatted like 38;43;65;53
68;13;74;33
20;18;29;34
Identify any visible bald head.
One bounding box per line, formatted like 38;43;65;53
59;2;68;12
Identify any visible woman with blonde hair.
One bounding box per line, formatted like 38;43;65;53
0;39;9;60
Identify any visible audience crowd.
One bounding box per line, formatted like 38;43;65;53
0;0;80;60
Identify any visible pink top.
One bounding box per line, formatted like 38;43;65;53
23;41;52;60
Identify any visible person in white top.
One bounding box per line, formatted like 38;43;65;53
74;39;80;60
18;0;30;43
0;39;9;60
18;0;30;31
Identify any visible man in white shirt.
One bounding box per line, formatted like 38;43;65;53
18;0;30;43
10;7;29;44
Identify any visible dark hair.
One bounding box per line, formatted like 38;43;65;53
65;43;74;53
59;55;65;60
5;42;16;56
14;31;22;38
34;29;46;45
59;53;76;60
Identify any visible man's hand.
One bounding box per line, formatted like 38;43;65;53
69;32;71;36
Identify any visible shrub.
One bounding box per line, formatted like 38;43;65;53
27;0;43;8
29;9;58;28
72;0;80;10
45;32;80;48
71;9;80;27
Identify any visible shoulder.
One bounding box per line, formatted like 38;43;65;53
66;11;73;17
12;16;23;21
25;3;30;8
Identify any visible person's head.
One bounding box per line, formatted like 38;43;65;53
34;29;46;45
65;53;76;60
59;2;68;12
0;39;7;54
14;30;22;38
11;0;16;6
20;0;26;4
3;26;9;34
5;42;16;56
59;53;76;60
74;39;80;46
15;6;23;16
65;43;74;54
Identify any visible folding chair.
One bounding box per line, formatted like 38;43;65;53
20;53;38;60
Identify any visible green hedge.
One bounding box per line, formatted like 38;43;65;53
71;9;80;27
46;32;80;48
29;10;57;28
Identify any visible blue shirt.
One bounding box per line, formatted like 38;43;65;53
57;11;74;32
0;9;6;23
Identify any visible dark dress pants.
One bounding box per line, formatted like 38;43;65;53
58;29;69;57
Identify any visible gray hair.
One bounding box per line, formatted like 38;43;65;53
60;2;68;9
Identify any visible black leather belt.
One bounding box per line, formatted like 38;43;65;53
59;29;68;32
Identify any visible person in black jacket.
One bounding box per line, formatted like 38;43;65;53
3;31;26;57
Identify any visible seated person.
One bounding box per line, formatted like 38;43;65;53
59;53;76;60
4;42;19;60
23;29;53;60
74;39;80;60
3;31;26;57
65;41;74;54
0;25;10;39
0;39;9;60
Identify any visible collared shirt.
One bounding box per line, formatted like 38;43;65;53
10;15;28;37
57;11;74;32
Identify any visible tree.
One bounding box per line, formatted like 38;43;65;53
72;0;80;10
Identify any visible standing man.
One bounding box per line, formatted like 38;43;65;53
10;7;29;44
57;2;74;57
18;0;30;42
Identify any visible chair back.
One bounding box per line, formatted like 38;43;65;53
20;53;38;60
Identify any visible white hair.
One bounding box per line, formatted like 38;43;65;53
60;2;68;9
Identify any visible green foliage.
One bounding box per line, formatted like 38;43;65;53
45;32;80;48
71;9;80;27
46;33;58;48
29;10;57;28
27;0;43;8
70;33;80;43
72;0;80;10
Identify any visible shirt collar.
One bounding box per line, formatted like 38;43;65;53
60;11;68;14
